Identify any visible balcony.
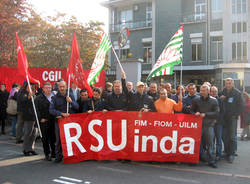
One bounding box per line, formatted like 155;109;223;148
181;12;207;24
110;20;152;33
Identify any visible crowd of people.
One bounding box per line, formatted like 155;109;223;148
0;71;250;168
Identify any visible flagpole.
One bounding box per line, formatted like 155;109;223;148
180;61;183;86
26;75;42;138
67;74;70;114
111;45;125;73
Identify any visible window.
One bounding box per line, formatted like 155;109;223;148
243;42;247;60
195;0;206;21
120;9;133;24
232;22;247;33
146;3;152;26
192;44;202;61
232;42;247;61
143;46;152;63
120;48;130;60
237;22;242;33
243;22;247;32
232;0;247;14
232;23;236;33
212;0;222;19
211;37;223;61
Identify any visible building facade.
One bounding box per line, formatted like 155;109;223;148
102;0;250;91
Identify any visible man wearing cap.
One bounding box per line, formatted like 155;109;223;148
154;88;182;114
121;72;155;112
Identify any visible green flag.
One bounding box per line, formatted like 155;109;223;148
147;26;183;81
87;31;112;86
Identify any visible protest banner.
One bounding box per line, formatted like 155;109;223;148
0;67;105;91
59;111;202;164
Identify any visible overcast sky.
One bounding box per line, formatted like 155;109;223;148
28;0;109;30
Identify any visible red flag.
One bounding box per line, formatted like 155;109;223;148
67;33;93;97
16;33;39;84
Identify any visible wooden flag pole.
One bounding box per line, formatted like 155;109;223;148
67;74;71;114
111;45;125;73
26;75;42;138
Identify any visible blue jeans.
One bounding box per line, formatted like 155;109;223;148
200;125;215;164
10;115;17;137
214;124;223;158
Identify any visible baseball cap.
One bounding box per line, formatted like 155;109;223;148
136;81;144;87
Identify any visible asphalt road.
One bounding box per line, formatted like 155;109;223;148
0;133;250;184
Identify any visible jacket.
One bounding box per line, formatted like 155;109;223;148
182;94;199;114
87;98;106;111
49;92;79;117
147;91;160;102
19;91;36;121
221;87;244;118
35;93;55;121
0;90;9;119
215;96;225;124
122;79;155;112
105;92;128;111
77;98;90;113
191;95;219;126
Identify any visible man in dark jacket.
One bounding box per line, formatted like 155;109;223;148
183;83;199;114
77;89;90;113
192;84;219;168
105;80;128;111
147;82;159;102
87;88;107;112
221;78;244;163
16;81;27;143
49;80;79;163
19;82;38;156
0;83;9;135
122;72;155;112
35;82;55;161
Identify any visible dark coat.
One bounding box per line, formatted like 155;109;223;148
0;90;9;119
182;94;199;114
19;91;36;121
215;96;225;124
49;92;79;117
77;98;90;113
87;98;106;112
191;95;219;127
122;79;155;112
221;87;244;118
147;91;160;102
35;93;55;121
105;92;128;111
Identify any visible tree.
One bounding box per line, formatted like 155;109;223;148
0;0;29;65
0;2;109;71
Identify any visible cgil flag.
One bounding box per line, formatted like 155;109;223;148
146;26;183;81
67;33;93;97
16;33;39;84
87;31;112;86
